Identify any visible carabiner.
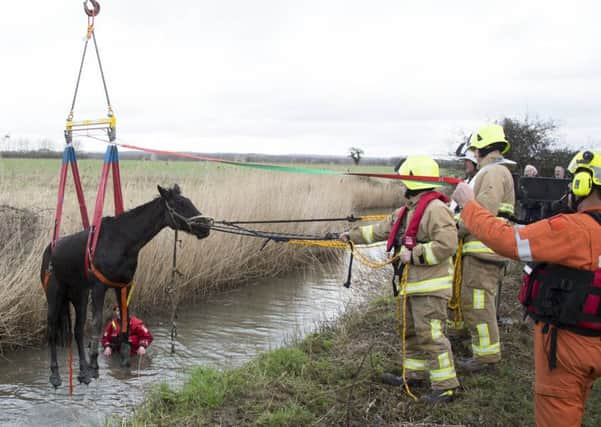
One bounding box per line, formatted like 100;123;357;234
83;0;100;17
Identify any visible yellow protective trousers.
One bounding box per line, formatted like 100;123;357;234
460;255;503;363
402;295;460;391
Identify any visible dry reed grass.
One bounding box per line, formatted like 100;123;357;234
0;160;400;350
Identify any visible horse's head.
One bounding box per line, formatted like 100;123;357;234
158;184;212;239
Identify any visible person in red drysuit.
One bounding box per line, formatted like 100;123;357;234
101;305;153;356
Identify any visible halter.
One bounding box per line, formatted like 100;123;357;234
164;199;213;232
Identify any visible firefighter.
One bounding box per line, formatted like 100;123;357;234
341;156;459;403
102;305;153;356
454;124;516;372
452;149;601;427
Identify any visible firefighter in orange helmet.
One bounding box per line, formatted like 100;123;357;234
452;149;601;427
341;156;460;403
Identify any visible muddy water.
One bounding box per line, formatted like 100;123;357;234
0;258;381;427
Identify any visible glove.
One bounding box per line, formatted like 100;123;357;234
400;250;412;264
137;346;146;356
103;346;112;356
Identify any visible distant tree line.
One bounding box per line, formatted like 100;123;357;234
499;117;577;177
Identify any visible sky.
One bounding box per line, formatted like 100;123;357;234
1;1;600;158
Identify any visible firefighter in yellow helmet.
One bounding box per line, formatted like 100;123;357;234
340;155;460;403
452;149;601;426
455;124;516;372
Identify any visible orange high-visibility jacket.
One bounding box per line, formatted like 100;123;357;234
460;201;601;271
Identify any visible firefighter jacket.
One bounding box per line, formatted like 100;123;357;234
460;202;601;272
101;316;153;355
459;152;515;263
349;193;458;297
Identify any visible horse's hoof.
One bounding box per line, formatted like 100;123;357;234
78;373;92;385
49;374;62;388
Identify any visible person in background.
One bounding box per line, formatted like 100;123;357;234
524;164;538;177
451;149;601;427
554;165;566;179
460;150;478;182
102;305;153;357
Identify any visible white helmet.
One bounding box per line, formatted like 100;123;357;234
459;149;477;164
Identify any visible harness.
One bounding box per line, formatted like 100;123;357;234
387;191;450;296
520;210;601;368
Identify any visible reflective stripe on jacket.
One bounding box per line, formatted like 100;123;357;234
461;203;601;272
461;153;515;262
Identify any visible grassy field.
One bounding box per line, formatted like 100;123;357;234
0;157;403;350
120;265;601;427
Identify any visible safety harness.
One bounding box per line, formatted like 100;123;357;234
520;210;601;369
387;191;450;296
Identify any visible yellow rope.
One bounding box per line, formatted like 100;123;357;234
448;239;463;325
398;265;418;401
287;239;400;269
357;214;389;221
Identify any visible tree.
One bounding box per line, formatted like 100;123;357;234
349;147;364;165
499;117;577;176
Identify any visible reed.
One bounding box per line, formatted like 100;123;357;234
0;159;400;350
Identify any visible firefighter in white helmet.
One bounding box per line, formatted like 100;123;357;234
341;155;460;403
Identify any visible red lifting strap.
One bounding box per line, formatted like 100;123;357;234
52;145;90;248
385;191;450;252
85;144;124;275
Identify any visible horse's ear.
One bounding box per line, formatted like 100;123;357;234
172;184;181;195
158;185;169;199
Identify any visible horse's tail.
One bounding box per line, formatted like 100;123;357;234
55;302;72;348
40;244;51;284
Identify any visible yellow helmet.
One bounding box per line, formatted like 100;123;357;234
567;150;601;197
398;155;442;190
468;124;510;155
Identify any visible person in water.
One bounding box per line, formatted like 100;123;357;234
101;305;153;356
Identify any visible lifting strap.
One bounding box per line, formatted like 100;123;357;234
52;145;90;248
85;144;125;275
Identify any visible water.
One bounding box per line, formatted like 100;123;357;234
0;258;382;426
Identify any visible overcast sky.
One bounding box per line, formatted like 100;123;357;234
1;1;600;157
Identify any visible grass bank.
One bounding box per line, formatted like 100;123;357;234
0;158;401;350
122;265;601;427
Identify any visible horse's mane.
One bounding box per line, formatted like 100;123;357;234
101;196;161;225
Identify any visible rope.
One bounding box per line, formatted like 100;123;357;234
448;239;464;325
287;239;400;269
398;266;418;401
68;341;73;398
67;38;90;121
214;214;388;225
83;137;465;185
91;31;112;112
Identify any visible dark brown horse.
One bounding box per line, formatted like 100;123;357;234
40;184;212;387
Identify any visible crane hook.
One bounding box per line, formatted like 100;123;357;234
83;0;100;17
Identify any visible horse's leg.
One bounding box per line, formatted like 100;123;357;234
116;287;131;368
89;283;107;378
46;276;65;388
74;288;92;385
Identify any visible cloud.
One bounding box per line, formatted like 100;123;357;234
1;1;600;157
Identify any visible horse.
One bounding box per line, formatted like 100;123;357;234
40;184;212;387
